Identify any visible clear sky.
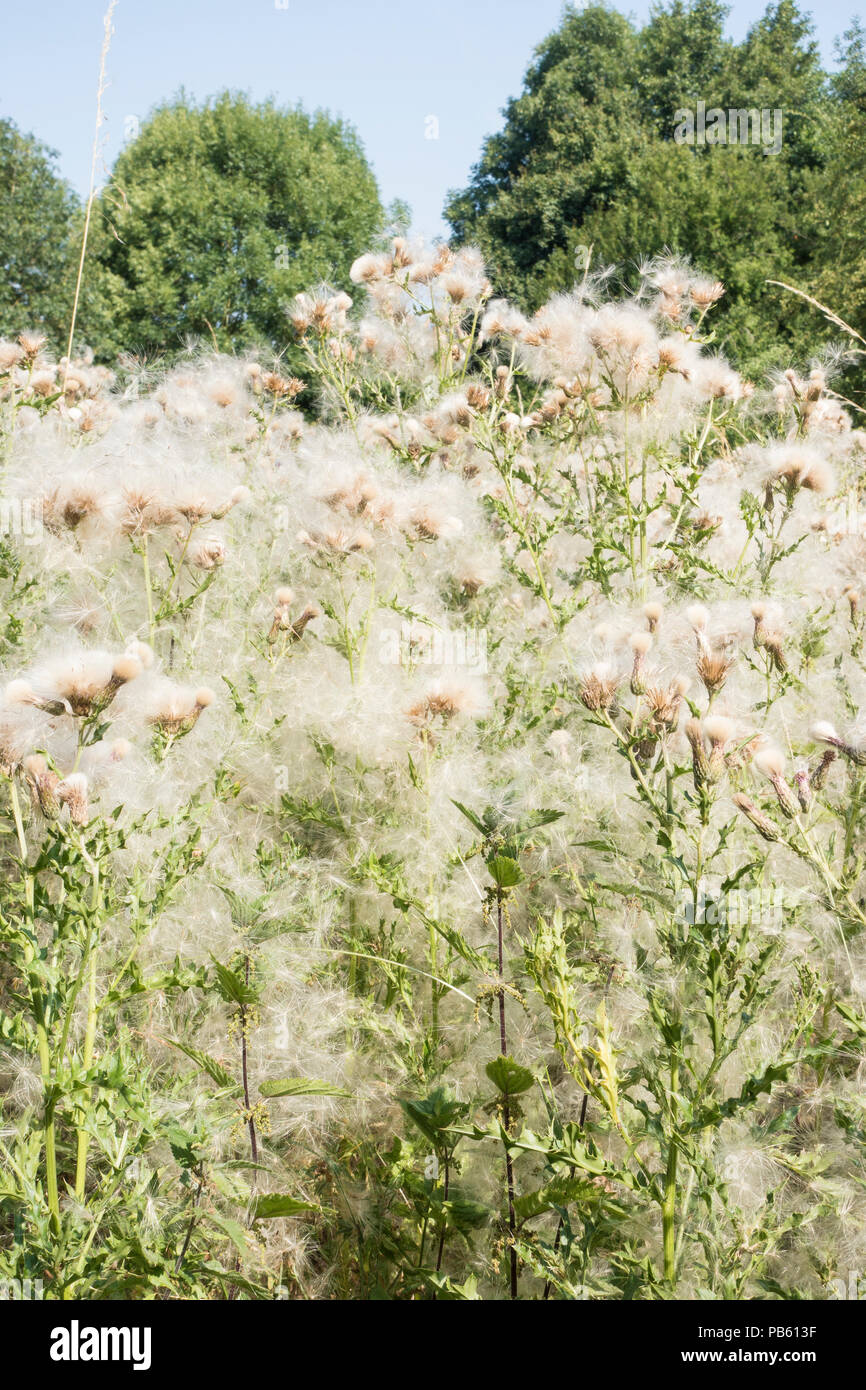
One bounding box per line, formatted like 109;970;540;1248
1;0;861;241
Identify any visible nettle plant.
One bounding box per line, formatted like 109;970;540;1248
0;239;865;1299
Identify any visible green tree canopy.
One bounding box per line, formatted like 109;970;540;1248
445;0;859;381
804;22;866;358
0;118;81;345
87;91;385;359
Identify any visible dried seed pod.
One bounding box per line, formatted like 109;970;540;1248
629;633;652;695
579;667;619;713
686;719;710;789
733;793;780;842
24;755;61;818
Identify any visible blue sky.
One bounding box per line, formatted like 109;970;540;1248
2;0;861;241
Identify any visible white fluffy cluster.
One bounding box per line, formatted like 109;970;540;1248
1;239;864;1299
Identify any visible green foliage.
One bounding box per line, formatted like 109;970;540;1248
0;119;81;347
804;22;866;353
86;91;384;359
445;0;861;384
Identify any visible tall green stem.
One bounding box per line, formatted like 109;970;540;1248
8;776;60;1230
662;1052;679;1285
74;858;101;1199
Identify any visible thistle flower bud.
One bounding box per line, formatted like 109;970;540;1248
58;772;89;826
689;279;725;308
290;605;320;642
267;587;299;644
150;684;214;738
754;747;800;819
110;656;143;696
793;768;812;812
5;679;37;706
18;332;46;362
704;715;734;783
697;648;733;698
191;536;226;570
686;718;710;788
645;681;686;734
494;366;511;400
810;721;866;765
810;720;839;746
810;747;836;789
643;601;663;634
751;602;785;670
687;604;709;633
24;754;60;818
751;602;768;648
733;792;780;842
687;604;711;655
629;632;652;694
753;745;785;778
703;716;734;746
579;666;619;713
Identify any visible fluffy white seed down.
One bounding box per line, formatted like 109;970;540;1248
0;238;863;1301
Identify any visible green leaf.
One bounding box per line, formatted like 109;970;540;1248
836;1001;866;1038
164;1123;203;1169
400;1087;468;1143
166;1039;238;1091
259;1078;349;1099
418;909;494;973
210;956;259;1006
251;1193;317;1221
515;1174;622;1222
486;855;524;888
486;1055;534;1096
217;885;267;931
207;1213;250;1256
451;799;487;833
441;1197;490;1232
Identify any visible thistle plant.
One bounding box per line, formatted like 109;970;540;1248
0;238;865;1300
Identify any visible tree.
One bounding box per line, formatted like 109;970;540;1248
0;118;81;346
445;1;840;378
804;23;866;366
88;92;385;358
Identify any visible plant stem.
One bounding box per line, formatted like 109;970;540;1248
73;952;98;1198
141;536;155;646
434;1156;450;1277
662;1051;679;1285
241;956;258;1165
496;890;518;1299
7;776;60;1230
74;859;101;1199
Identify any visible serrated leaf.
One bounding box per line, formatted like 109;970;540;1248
400;1087;468;1142
451;799;487;833
486;1055;534;1096
207;1213;250;1255
515;1174;620;1222
251;1193;316;1221
259;1077;349;1099
210;956;259;1006
441;1197;490;1232
166;1039;238;1091
486;855;524;888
